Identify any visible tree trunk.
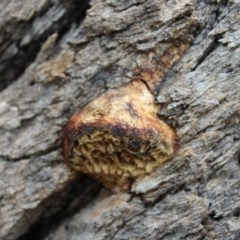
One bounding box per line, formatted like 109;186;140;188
0;1;240;240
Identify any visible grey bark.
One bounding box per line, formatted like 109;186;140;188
0;0;240;240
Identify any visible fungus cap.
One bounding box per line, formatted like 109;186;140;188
63;81;176;189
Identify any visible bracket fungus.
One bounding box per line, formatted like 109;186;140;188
63;42;189;190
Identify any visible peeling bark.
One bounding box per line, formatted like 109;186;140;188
0;1;240;240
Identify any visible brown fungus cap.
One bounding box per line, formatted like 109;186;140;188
63;81;176;190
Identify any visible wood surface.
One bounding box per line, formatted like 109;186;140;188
0;1;240;240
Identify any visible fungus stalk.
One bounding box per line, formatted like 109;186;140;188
63;41;190;190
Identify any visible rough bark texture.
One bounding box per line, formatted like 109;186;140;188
0;0;240;240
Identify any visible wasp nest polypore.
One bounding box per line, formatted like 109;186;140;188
63;42;190;190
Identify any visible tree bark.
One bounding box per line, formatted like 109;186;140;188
0;1;240;240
